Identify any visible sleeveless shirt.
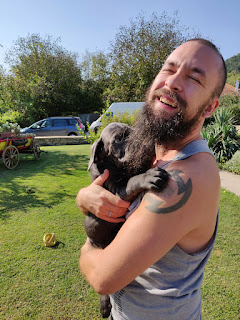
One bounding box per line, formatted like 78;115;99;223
110;139;219;320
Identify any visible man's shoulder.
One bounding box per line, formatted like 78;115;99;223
150;152;220;218
167;152;220;186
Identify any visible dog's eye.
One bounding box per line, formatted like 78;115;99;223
115;135;124;143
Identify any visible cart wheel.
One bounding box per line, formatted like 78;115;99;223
2;145;19;169
33;144;41;160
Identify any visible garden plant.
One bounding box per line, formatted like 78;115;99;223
202;107;240;164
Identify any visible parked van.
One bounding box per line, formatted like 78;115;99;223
89;102;144;132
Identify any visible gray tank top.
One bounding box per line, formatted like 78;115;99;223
110;139;218;320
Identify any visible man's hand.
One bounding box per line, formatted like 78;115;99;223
76;169;130;223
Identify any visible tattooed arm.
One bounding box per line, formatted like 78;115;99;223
79;155;220;295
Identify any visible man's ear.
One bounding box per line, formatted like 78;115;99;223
202;98;220;119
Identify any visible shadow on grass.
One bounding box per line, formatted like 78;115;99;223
51;241;65;249
0;146;91;220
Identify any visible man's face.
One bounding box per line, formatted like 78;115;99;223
126;41;222;166
146;41;221;124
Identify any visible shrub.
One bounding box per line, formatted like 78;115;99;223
202;108;240;163
231;104;240;124
204;95;240;126
101;110;139;128
220;150;240;175
220;94;240;108
87;110;139;143
87;128;101;144
0;110;23;126
219;95;240;124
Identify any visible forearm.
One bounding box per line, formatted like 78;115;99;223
79;212;154;296
79;234;136;295
79;240;108;294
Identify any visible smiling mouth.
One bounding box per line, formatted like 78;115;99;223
158;96;177;108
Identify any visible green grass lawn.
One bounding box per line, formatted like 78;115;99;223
0;145;239;319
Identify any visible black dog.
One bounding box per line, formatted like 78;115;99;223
84;122;169;318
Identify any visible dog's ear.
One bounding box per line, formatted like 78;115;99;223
88;138;104;170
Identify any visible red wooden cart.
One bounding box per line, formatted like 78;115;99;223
0;134;41;169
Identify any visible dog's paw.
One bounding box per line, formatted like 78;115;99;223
143;167;169;192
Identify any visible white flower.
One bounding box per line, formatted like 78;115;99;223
0;121;21;134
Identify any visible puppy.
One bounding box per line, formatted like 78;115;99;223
84;122;169;318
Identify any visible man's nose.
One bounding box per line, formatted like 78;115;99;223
165;73;183;92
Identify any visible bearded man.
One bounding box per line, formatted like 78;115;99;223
76;38;227;320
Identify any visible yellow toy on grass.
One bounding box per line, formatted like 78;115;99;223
43;233;57;247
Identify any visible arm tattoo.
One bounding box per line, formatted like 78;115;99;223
143;170;192;214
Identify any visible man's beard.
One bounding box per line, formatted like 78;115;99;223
125;88;207;174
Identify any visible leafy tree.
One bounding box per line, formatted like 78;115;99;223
4;34;85;126
79;11;199;105
105;11;198;102
0;69;24;123
80;50;110;112
225;53;240;73
80;78;106;114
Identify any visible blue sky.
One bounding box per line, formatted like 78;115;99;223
0;0;239;70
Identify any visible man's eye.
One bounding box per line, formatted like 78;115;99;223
190;76;201;84
163;69;174;73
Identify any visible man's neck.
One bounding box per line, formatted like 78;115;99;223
153;131;203;166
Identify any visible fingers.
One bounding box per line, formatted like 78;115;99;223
95;190;129;222
93;169;109;186
100;213;126;223
76;176;130;222
103;190;130;209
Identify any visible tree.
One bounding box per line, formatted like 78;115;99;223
80;50;110;112
4;34;85;125
225;53;240;73
105;11;198;102
0;69;23;123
